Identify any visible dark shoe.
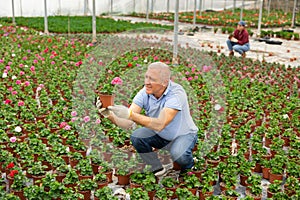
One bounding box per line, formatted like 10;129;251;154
179;169;188;178
242;52;246;58
229;51;234;56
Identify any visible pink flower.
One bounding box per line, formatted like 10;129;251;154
0;59;3;63
19;64;24;67
71;111;77;116
108;70;112;74
95;119;101;124
8;87;13;91
22;56;27;60
64;125;71;130
18;101;24;106
111;77;123;85
8;62;12;65
33;59;38;64
187;171;194;176
202;65;212;72
194;76;198;79
10;137;17;143
24;81;30;86
12;91;17;95
191;68;195;72
36;87;42;91
185;71;190;75
243;66;247;70
30;66;35;72
16;80;22;85
6;66;11;70
4;99;12;104
39;84;44;88
153;56;159;60
71;117;78;122
59;122;67;128
19;71;25;75
187;77;193;81
133;56;138;60
51;61;55;65
83;116;90;123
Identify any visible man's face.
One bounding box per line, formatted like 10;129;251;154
144;68;165;96
237;24;244;31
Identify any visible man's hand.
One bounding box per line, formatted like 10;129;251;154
96;97;112;118
231;37;238;43
108;105;131;119
99;108;112;118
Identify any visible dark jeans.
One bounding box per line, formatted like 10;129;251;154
130;127;198;171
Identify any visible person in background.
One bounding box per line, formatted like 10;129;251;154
226;21;250;58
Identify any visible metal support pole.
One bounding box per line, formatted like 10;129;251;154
12;0;15;24
92;0;96;43
133;0;136;13
44;0;49;35
193;0;197;27
224;0;227;10
233;0;236;13
146;0;149;21
167;0;170;13
257;0;263;37
173;0;179;65
240;0;245;21
110;0;113;15
151;0;154;13
199;0;203;16
291;0;297;27
267;0;272;16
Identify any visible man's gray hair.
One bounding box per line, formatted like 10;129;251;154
148;62;171;82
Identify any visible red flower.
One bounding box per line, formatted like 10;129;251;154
7;162;14;169
9;170;18;178
127;63;133;67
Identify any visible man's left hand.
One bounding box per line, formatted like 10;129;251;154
231;37;238;43
108;105;131;119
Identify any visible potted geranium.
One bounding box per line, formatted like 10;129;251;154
94;172;108;189
10;172;29;199
97;76;123;108
77;178;97;200
126;187;150;200
94;186;118;200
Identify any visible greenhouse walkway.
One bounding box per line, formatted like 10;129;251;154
111;16;300;68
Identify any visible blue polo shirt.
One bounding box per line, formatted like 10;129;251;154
132;81;198;141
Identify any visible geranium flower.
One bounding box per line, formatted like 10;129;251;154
12;91;17;95
19;71;25;75
7;162;14;169
9;170;18;178
11;75;17;80
202;65;212;72
6;66;11;70
64;125;71;130
18;101;24;106
127;63;133;67
111;77;123;85
16;80;21;84
71;111;77;116
30;66;35;72
133;56;138;60
95;119;101;124
15;126;22;133
83;116;90;123
2;72;7;78
4;99;12;104
71;117;78;122
59;122;67;128
10;137;17;143
24;81;30;86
